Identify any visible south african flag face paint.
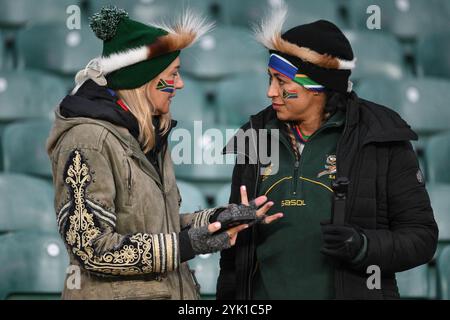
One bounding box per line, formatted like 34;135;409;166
283;89;298;99
268;54;325;92
293;74;325;92
157;79;175;93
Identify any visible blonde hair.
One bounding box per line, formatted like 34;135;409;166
117;79;172;154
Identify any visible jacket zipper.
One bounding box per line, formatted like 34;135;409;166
292;160;300;195
334;109;351;299
126;158;132;206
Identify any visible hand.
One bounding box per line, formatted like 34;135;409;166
320;220;364;263
188;222;248;254
216;185;283;226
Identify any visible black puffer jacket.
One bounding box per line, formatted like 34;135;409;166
217;92;438;300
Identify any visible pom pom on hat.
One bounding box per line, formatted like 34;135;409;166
89;6;129;41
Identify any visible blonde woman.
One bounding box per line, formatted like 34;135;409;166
46;7;281;300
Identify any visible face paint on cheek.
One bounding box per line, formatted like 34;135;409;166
283;89;298;100
156;79;175;94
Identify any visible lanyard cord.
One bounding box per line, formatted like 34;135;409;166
292;125;310;144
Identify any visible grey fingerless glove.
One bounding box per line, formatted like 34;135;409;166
216;201;263;225
187;225;231;254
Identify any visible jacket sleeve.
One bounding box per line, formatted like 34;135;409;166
179;208;220;230
357;142;438;274
56;147;180;276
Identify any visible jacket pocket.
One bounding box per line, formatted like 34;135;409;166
111;279;172;300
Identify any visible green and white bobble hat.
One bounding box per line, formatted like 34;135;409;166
73;6;214;93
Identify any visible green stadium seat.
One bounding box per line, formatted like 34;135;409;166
344;30;404;82
396;264;429;299
417;32;450;79
427;184;450;243
91;0;178;24
170;77;213;125
182;26;267;80
437;245;450;300
0;173;56;233
0;0;29;28
215;183;231;207
177;180;207;213
348;0;450;40
188;252;220;297
216;73;270;126
357;78;450;137
17;22;102;76
0;32;4;69
425;132;450;184
427;183;450;299
0;231;68;300
220;0;344;30
283;0;345;30
0;70;65;121
0;0;80;28
2;120;53;178
170;123;237;197
170;123;237;179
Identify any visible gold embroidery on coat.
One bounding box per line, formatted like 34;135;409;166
64;150;153;275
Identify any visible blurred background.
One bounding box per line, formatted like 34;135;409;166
0;0;449;300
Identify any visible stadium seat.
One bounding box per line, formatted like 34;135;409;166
17;22;101;76
2;120;53;178
170;123;237;179
170;123;237;197
416;32;450;79
357;77;450;137
216;73;270;126
0;32;4;69
437;245;450;300
426;183;450;300
0;231;68;300
215;183;231;207
0;70;65;121
0;0;80;28
0;70;64;171
427;184;450;243
396;264;430;299
188;252;220;297
344;30;404;82
170;77;214;125
347;0;450;40
425;132;450;184
0;173;56;233
177;180;207;213
91;0;180;24
182;26;267;80
220;0;344;30
283;0;345;30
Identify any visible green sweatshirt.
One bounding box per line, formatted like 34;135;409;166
253;110;345;300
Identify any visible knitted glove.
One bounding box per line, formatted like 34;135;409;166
216;200;262;225
187;225;231;255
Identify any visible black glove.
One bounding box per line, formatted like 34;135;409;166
216;200;262;225
187;225;231;255
320;220;366;263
